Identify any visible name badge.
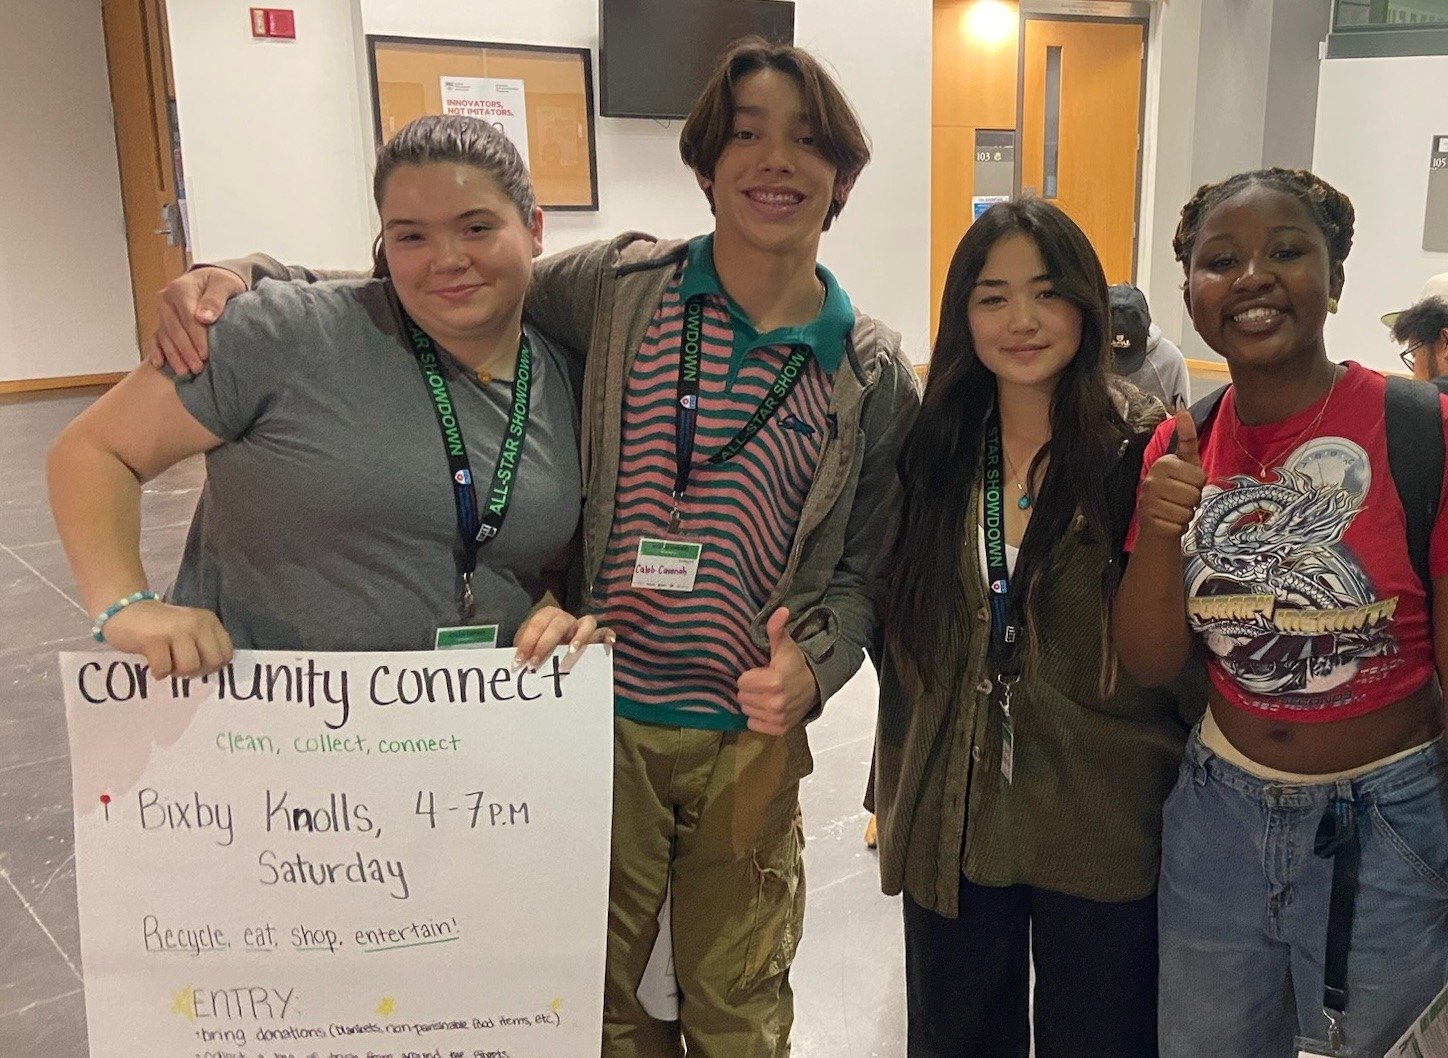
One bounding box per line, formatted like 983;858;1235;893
632;538;702;593
434;624;499;650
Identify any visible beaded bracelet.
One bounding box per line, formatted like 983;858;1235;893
91;590;159;643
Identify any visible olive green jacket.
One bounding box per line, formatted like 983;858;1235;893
871;384;1197;913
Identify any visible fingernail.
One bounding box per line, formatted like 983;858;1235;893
199;310;215;322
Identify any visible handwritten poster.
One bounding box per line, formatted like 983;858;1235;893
440;77;531;167
1389;979;1448;1057
62;647;613;1058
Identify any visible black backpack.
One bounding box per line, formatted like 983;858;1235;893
1167;375;1445;601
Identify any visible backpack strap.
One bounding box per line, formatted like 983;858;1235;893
1108;431;1153;561
1166;386;1228;455
1384;375;1444;600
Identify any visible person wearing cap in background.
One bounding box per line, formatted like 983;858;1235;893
1108;283;1189;409
1384;272;1448;391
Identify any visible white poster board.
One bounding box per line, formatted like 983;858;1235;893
440;76;532;167
62;647;613;1058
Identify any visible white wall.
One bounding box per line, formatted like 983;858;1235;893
166;0;376;268
1262;0;1332;171
1315;54;1448;375
0;0;138;383
1177;0;1275;363
1138;0;1204;357
1141;0;1278;362
164;0;933;360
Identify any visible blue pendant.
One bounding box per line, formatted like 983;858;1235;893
1017;495;1031;510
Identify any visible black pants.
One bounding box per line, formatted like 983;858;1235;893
903;875;1159;1058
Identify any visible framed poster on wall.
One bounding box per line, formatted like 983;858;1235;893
366;35;599;211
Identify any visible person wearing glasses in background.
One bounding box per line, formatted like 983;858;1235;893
1384;272;1448;391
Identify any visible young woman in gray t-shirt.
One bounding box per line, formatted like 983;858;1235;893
48;115;599;676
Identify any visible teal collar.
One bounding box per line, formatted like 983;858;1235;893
677;234;852;374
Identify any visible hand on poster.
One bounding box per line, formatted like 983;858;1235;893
63;647;614;1058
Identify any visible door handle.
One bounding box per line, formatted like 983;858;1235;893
154;203;182;247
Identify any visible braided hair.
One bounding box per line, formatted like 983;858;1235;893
1173;168;1356;274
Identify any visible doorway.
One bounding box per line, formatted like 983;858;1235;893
101;0;189;353
1019;15;1146;284
930;1;1149;339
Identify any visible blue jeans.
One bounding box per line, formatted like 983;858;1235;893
1158;728;1448;1058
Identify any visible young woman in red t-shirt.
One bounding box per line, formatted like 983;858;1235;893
1117;168;1448;1057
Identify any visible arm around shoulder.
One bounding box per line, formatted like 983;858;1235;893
214;254;367;289
525;237;635;361
152;255;367;373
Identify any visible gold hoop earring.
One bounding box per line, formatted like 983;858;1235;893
1327;297;1339;314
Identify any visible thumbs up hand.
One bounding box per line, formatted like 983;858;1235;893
1139;406;1208;541
1172;405;1200;467
737;608;820;736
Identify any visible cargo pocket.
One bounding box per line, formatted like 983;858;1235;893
1368;779;1448;900
730;812;806;1002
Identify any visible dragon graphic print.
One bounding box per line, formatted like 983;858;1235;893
1184;435;1400;710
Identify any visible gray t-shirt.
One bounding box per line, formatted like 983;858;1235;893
169;278;581;651
1121;325;1191;409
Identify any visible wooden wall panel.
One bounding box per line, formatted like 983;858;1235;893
930;0;1020;342
1020;19;1144;283
933;0;1019;128
931;125;972;340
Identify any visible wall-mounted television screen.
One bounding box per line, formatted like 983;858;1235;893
599;0;796;120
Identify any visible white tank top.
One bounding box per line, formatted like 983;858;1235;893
977;525;1019;576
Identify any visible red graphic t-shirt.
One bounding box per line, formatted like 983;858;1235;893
1129;362;1448;722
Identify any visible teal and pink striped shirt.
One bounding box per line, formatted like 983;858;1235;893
592;235;853;729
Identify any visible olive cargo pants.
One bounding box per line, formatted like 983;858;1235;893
603;716;813;1058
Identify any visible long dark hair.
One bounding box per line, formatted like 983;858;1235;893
885;198;1130;678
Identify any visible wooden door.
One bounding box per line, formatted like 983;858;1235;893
1020;18;1144;284
102;0;188;353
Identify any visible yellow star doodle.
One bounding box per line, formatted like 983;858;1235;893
376;996;396;1017
171;987;194;1021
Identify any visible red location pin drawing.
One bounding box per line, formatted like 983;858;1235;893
99;793;111;822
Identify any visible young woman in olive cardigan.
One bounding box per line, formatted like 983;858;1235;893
871;198;1188;1058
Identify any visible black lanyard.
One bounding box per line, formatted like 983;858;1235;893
671;296;811;529
983;417;1021;678
1314;797;1361;1049
402;311;533;620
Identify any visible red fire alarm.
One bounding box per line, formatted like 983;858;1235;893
250;8;296;39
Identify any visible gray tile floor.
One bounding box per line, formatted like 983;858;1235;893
0;387;905;1057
